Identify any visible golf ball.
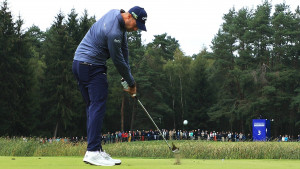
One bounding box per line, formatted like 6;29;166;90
183;120;188;125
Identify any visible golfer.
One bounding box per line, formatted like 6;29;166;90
72;6;147;166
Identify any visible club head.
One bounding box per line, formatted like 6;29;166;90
171;142;180;153
172;148;180;153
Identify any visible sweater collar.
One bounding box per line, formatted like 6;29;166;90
117;13;125;30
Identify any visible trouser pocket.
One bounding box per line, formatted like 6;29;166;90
78;63;90;82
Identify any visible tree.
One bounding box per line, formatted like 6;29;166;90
41;11;81;137
234;8;255;70
291;88;300;130
186;51;213;129
78;9;96;41
0;0;17;135
0;1;38;135
293;6;300;69
271;3;296;69
249;1;273;65
66;8;80;45
209;10;237;131
147;33;179;61
164;48;192;129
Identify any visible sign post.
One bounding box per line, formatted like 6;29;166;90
252;119;270;141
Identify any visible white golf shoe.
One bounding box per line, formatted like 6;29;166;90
100;150;122;165
83;151;115;166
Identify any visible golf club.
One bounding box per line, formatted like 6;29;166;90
121;79;179;153
135;96;179;153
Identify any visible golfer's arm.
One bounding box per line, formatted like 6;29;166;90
108;33;135;86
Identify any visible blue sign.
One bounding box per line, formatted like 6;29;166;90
252;119;270;141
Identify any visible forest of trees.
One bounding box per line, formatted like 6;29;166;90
1;0;300;138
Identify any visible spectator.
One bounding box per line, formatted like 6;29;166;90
204;131;208;141
285;135;288;142
136;130;140;141
216;132;221;141
197;129;201;140
209;132;213;141
221;132;225;142
141;130;145;141
176;130;180;140
201;130;205;140
162;129;167;140
168;130;172;140
128;131;132;142
228;132;232;142
106;132;111;144
282;135;286;142
236;132;239;142
172;129;176;140
166;130;169;140
146;130;152;141
239;133;243;142
189;131;194;140
182;130;187;140
213;131;217;141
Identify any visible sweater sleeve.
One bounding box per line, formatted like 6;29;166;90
107;31;135;86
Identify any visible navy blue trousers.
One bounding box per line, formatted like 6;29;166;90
72;60;107;151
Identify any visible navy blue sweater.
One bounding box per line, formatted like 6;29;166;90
74;9;134;86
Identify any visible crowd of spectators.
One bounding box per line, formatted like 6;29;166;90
101;130;250;144
3;130;300;144
2;135;87;144
100;129;300;144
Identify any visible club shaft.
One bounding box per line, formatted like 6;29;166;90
136;98;172;150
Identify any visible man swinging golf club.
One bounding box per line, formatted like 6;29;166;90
72;6;147;166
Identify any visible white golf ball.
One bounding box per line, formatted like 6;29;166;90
183;120;188;125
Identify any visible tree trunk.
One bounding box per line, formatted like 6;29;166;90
53;121;58;138
173;99;176;129
179;75;184;124
121;94;125;132
130;101;136;131
169;75;176;129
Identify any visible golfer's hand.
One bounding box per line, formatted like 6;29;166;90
123;85;136;97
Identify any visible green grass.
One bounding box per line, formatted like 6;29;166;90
1;139;299;168
0;156;299;169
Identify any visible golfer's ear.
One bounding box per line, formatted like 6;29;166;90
127;13;133;19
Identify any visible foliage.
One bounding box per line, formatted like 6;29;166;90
0;0;299;137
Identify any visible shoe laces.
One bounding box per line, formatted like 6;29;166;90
100;151;112;159
95;153;105;159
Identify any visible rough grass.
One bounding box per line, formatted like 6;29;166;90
0;138;85;156
105;140;300;159
0;138;299;159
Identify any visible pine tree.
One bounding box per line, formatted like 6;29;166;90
249;1;273;65
42;11;81;137
0;0;16;135
78;9;96;41
25;26;46;135
147;33;179;61
271;3;295;69
0;1;37;135
234;8;254;70
187;51;212;129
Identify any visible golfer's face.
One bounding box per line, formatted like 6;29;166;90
125;17;138;32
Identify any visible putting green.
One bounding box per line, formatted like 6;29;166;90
0;156;299;169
